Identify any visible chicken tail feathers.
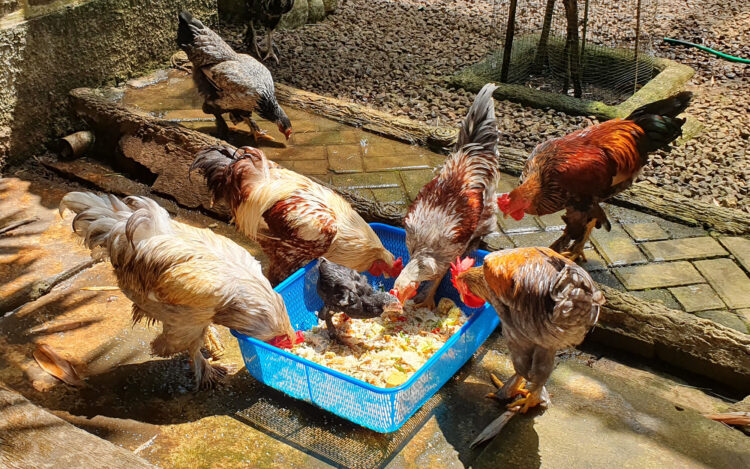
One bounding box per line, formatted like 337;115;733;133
455;82;499;157
177;11;236;66
60;192;174;262
626;91;693;153
550;264;605;334
191;145;270;210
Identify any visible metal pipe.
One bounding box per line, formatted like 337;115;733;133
59;130;94;159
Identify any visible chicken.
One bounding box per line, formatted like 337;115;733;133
316;257;402;343
451;248;604;418
190;145;403;286
497;92;693;262
244;0;296;63
391;83;500;310
59;192;298;390
177;11;292;142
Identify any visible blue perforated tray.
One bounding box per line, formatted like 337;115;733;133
231;223;500;433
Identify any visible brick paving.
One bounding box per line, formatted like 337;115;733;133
116;72;750;334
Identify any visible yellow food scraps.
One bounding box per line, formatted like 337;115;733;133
289;298;468;387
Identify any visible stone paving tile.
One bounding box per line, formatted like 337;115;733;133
693;259;750;309
604;205;657;224
498;215;541;234
738;309;750;327
331;172;402;189
536;213;566;231
283;159;330;176
694;310;749;333
622;223;670;242
327;145;363;173
668;284;726;312
508;230;560;248
590;269;624;289
630;289;681;310
614;262;704;290
363;156;430;172
580;249;608;272
361;140;424;158
292;130;361;146
482;232;515;251
270;144;329;161
641;237;728;262
719;237;750;273
161;109;214;121
590;225;648;267
400;169;435;202
372;187;408;205
658;219;708;239
496;173;518;193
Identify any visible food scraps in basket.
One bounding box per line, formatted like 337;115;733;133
288;297;468;388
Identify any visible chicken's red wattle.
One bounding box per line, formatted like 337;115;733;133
269;330;305;349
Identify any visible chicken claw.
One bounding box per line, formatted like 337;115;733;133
203;325;225;360
252;129;276;143
507;386;550;414
199;364;228;391
486;373;529;401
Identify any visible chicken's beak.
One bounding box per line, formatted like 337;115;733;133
394;282;418;305
284;129;292;140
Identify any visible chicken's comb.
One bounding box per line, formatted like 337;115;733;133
496;193;511;213
450;257;475;287
391;257;404;276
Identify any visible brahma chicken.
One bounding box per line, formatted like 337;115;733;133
59;192;299;390
451;248;604;442
316;257;401;343
497;92;693;261
190;145;403;285
177;11;292;142
244;0;296;63
391;83;500;309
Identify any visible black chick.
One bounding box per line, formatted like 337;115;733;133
244;0;296;63
316;258;401;343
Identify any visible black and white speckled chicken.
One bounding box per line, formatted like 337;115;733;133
244;0;296;63
177;11;291;142
316;258;402;343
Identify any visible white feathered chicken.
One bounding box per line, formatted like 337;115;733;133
60;192;298;390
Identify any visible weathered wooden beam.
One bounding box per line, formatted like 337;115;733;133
274;84;458;149
592;286;750;389
0;385;156;468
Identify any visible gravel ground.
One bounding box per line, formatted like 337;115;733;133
219;0;749;212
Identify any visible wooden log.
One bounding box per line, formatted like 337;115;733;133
0;386;155;468
274;84;458;149
592;286;750;389
68;88;405;226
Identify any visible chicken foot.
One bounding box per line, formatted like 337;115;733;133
190;345;228;391
507;383;550;414
561;219;597;262
486;373;530;402
414;271;446;311
244;116;276;143
244;22;262;60
203;325;225;360
318;306;340;342
262;30;281;64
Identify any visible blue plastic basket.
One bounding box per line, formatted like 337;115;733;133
231;223;500;433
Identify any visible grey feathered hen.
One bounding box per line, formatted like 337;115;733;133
177;11;292;142
316;258;402;344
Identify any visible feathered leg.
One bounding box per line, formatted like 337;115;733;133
244;116;276;143
203;325;225;360
507;347;554;413
190;342;227;391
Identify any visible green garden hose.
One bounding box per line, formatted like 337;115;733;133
664;38;750;64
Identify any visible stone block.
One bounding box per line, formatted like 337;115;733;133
630;289;681;310
622;223;669;242
693;258;750;309
719;237;750;273
641;237;728;262
669;284;726;313
590;225;647;266
614;262;704;290
400;169;435;202
694;310;749;334
327;145;363;173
